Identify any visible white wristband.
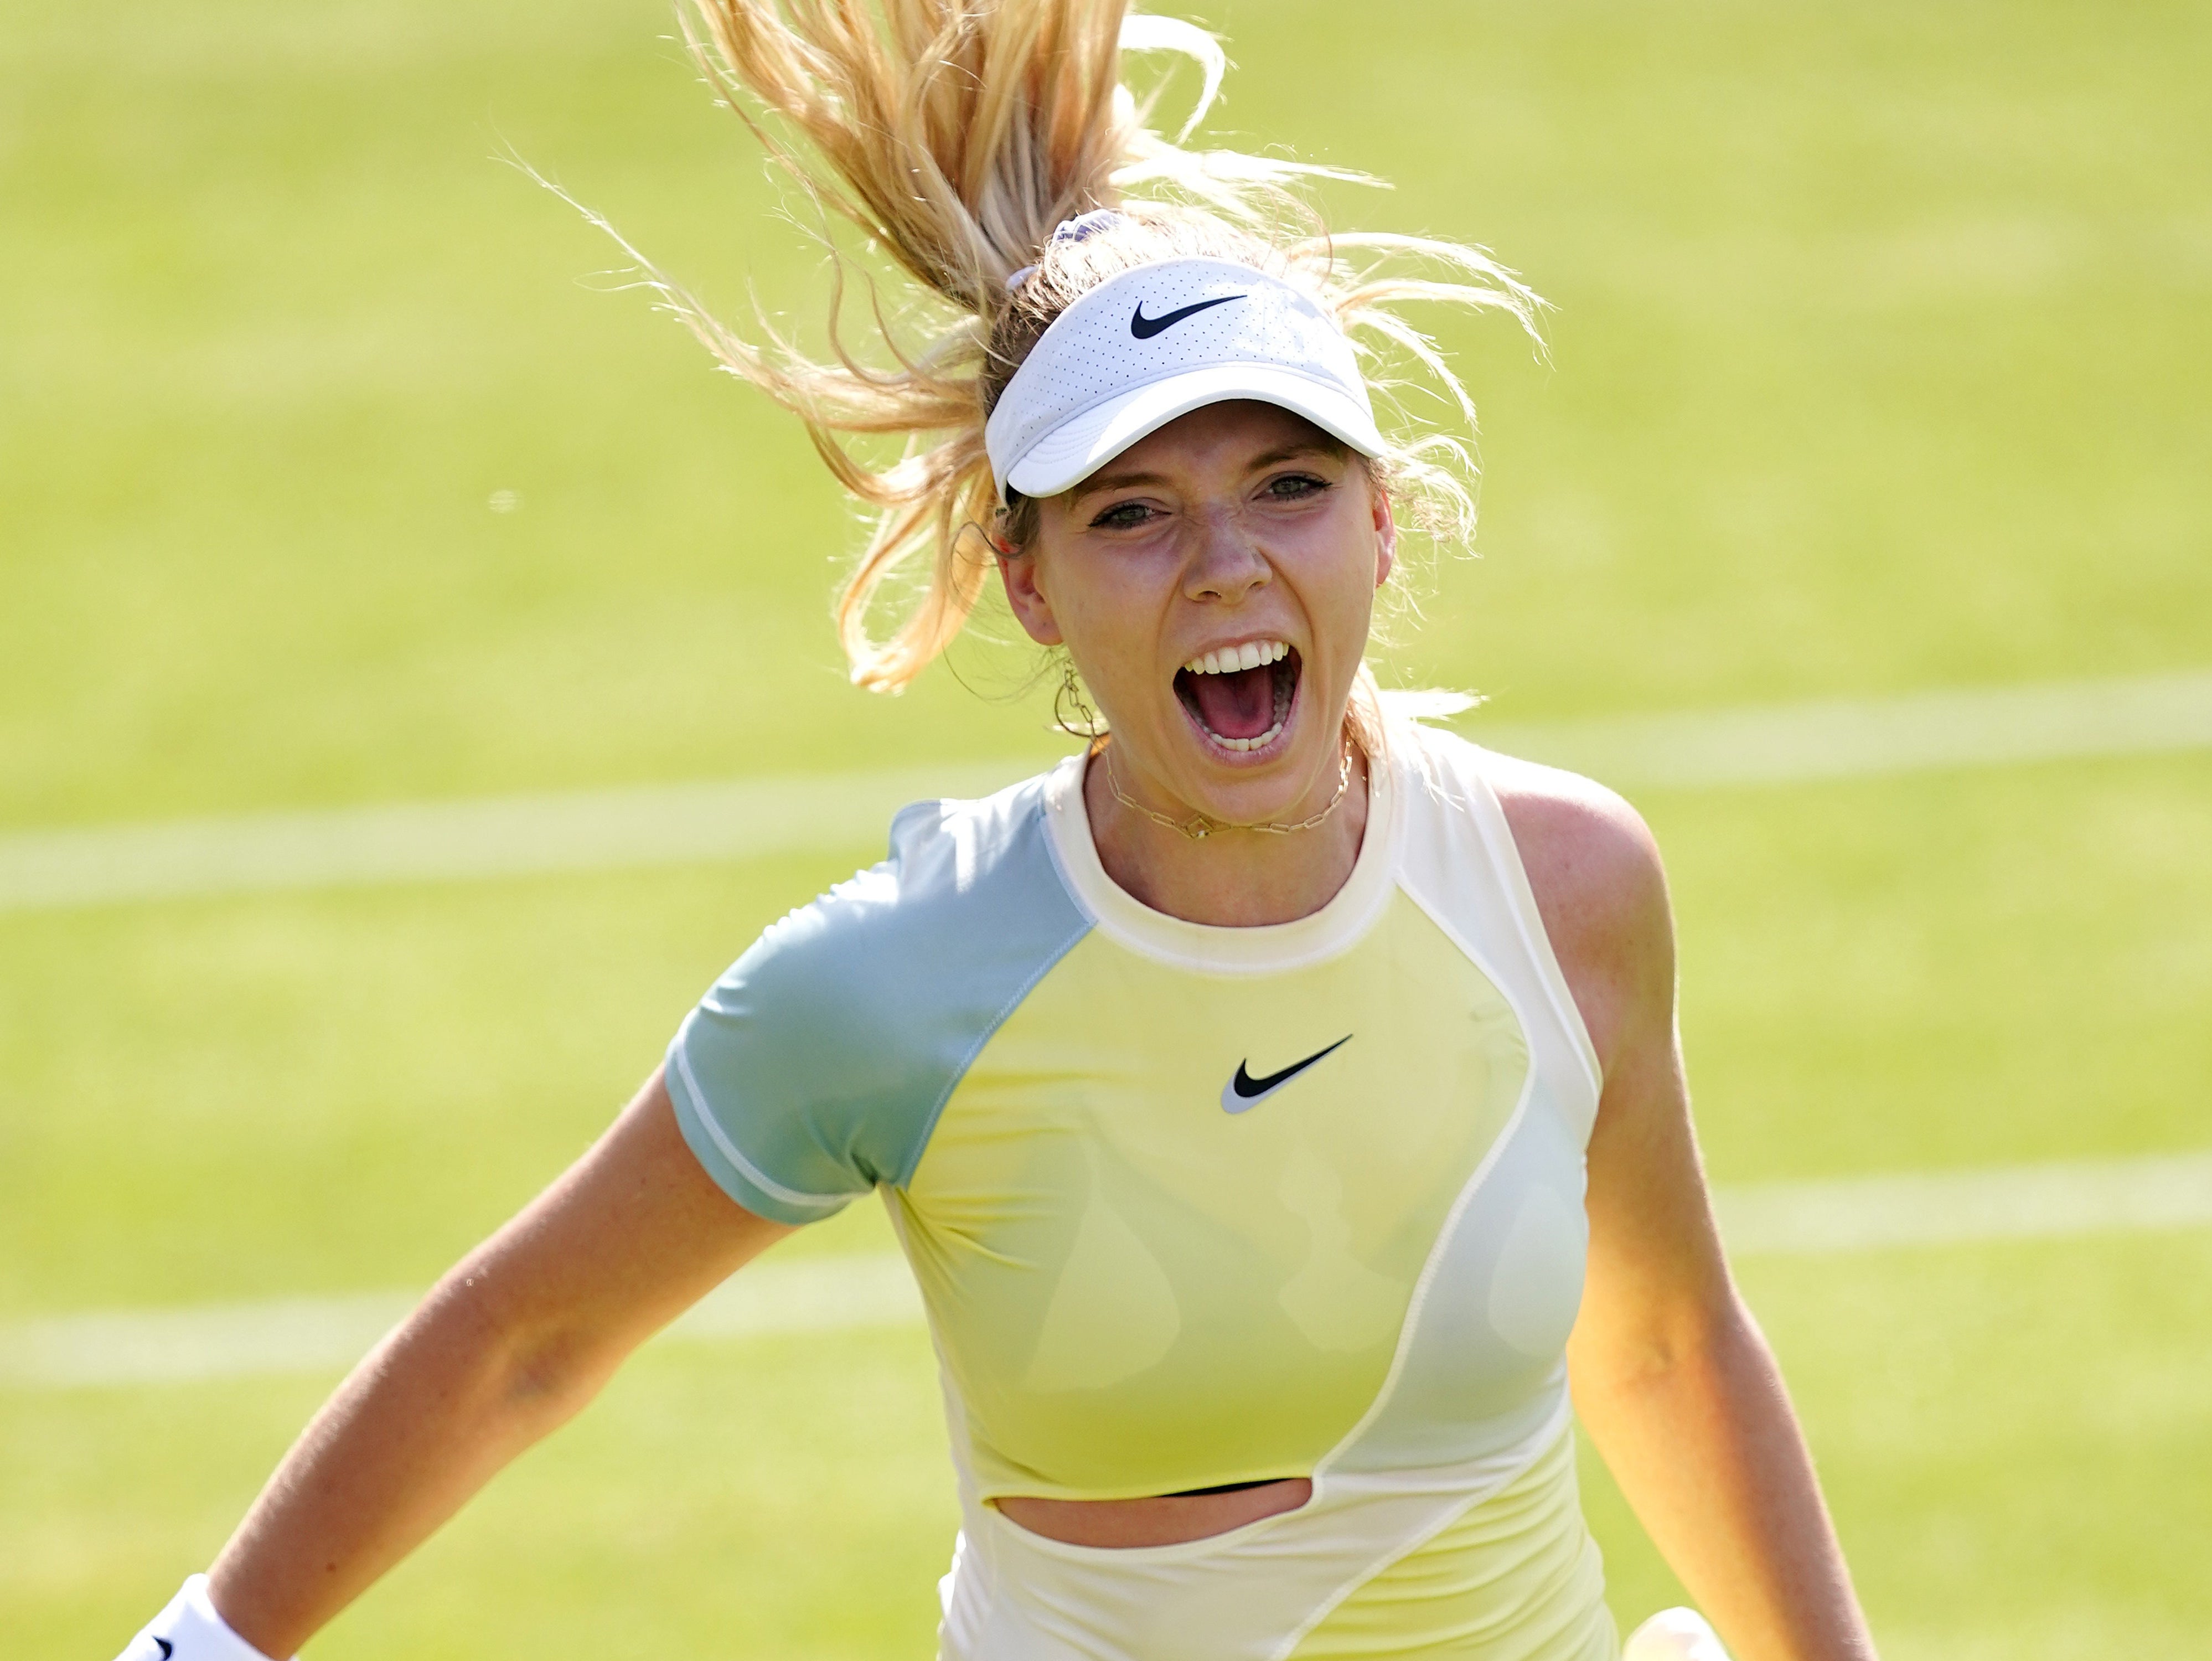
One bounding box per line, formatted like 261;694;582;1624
117;1574;288;1661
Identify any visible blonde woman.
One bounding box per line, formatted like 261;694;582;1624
118;4;1878;1659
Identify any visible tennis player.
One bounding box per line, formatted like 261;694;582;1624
118;3;1878;1658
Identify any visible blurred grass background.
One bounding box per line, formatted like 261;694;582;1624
2;0;2208;1655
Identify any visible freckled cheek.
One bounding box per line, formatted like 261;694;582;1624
1280;546;1376;654
1064;578;1156;655
1058;593;1176;720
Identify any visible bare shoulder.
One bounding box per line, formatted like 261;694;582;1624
1481;751;1668;925
1480;750;1674;1070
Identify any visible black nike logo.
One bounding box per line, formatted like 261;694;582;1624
155;1642;174;1659
1130;293;1243;339
1221;1035;1351;1113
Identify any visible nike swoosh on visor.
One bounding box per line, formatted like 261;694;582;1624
1130;293;1244;338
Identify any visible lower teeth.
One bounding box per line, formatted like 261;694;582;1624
1192;658;1295;754
1208;720;1283;754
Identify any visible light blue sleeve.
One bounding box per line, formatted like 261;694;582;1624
663;777;1092;1226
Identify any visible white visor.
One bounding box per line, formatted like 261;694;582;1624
984;257;1387;501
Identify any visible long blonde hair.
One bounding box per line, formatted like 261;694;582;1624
592;0;1539;694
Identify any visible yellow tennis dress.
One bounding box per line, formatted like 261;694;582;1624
667;721;1618;1659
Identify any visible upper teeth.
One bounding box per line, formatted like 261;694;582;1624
1182;640;1290;675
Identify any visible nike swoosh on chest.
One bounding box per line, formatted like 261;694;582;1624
1222;1034;1353;1113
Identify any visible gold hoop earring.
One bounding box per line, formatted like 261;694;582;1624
1054;656;1105;741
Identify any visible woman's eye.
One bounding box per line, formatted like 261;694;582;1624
1090;501;1156;530
1264;473;1330;500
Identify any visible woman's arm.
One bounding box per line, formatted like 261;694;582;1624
1495;760;1877;1661
198;1067;790;1657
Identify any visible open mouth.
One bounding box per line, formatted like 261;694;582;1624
1174;639;1300;754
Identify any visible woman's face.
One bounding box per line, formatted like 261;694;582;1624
999;400;1396;827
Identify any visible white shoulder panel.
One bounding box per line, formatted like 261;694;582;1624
1391;724;1604;1141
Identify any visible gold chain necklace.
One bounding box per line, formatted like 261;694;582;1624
1097;739;1356;841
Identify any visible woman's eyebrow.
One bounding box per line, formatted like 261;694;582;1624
1072;468;1170;501
1244;442;1337;471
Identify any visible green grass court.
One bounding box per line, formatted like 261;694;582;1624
4;0;2209;1654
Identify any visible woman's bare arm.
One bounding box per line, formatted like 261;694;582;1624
202;1067;790;1657
1496;760;1877;1661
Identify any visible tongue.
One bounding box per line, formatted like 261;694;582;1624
1190;666;1276;740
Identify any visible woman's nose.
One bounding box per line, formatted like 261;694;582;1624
1182;509;1271;602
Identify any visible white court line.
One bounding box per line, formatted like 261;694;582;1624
0;1256;925;1391
1472;667;2212;789
3;669;2208;914
4;1151;2207;1391
0;761;1045;915
1711;1148;2212;1254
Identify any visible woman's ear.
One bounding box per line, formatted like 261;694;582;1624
996;546;1066;646
1369;475;1398;591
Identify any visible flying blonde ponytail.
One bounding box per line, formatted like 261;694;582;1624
588;0;1539;692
